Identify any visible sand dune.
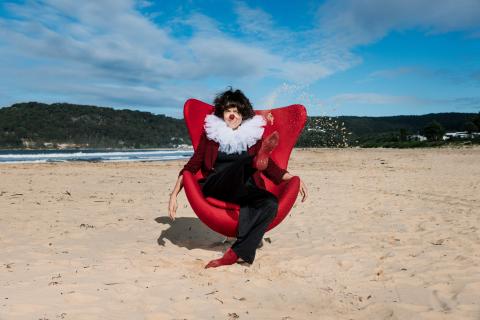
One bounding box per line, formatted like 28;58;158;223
1;147;479;319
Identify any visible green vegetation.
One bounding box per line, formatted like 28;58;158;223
336;112;480;148
0;102;479;149
0;102;188;148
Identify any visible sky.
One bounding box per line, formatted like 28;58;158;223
0;0;479;118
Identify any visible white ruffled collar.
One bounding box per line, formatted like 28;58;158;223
204;114;266;154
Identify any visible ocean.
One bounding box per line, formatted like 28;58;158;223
0;149;193;164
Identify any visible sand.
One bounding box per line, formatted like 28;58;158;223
1;147;479;320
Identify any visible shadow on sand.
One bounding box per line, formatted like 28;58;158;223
155;216;232;252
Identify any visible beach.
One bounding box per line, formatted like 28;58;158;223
1;147;479;319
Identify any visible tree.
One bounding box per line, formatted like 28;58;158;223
399;128;407;142
463;121;478;134
473;113;480;131
423;120;445;141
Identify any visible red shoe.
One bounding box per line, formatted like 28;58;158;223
205;248;238;268
253;131;279;171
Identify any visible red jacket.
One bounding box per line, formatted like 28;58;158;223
179;131;288;186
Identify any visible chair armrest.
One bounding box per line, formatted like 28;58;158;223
205;197;240;210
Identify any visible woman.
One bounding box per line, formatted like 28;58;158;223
168;88;308;268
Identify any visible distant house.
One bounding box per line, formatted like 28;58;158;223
175;144;192;149
443;131;480;140
407;134;427;141
21;138;36;148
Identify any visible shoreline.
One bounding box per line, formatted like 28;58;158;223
1;143;480;151
0;147;194;151
1;145;480;165
2;144;480;153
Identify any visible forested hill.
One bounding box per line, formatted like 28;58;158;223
298;112;479;147
338;113;478;136
0;102;479;148
0;102;189;148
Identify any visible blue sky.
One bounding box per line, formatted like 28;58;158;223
1;0;479;118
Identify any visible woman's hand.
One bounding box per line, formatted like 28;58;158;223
266;112;274;125
168;176;184;221
168;193;178;221
282;173;308;202
299;179;308;202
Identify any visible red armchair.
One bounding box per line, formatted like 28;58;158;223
181;99;307;237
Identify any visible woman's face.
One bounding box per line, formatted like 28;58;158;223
223;107;243;130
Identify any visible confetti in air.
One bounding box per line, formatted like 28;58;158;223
268;83;352;147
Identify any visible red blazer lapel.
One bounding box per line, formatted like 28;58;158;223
205;139;219;172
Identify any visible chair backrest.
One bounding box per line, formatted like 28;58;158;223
183;98;307;171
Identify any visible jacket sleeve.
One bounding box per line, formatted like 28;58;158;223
263;157;289;185
178;132;207;177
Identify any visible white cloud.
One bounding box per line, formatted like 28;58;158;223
234;2;278;40
330;93;424;106
328;92;480;111
368;67;418;80
0;0;340;113
363;66;480;87
1;0;480;115
315;0;480;50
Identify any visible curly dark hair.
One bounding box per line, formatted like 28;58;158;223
213;87;255;120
